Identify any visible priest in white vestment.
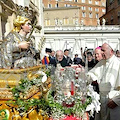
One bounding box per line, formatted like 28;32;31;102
87;43;120;120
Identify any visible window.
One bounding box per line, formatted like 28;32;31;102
67;4;70;7
102;9;105;13
64;4;71;7
111;16;113;20
110;0;114;4
118;11;120;17
89;0;92;4
118;16;120;23
95;8;99;12
111;16;113;24
106;18;108;24
82;12;86;17
102;2;105;6
96;14;99;18
82;6;86;10
74;0;78;2
55;3;58;7
65;4;67;7
95;1;99;5
89;7;92;11
48;4;52;8
64;18;69;25
82;0;85;3
89;13;92;18
45;19;50;26
118;0;120;5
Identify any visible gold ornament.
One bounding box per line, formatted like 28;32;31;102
27;71;40;80
28;109;39;120
22;115;29;120
0;109;9;120
12;108;21;120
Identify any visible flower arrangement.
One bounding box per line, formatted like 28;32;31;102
9;65;100;120
49;65;101;119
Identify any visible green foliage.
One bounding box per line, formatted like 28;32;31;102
10;71;92;118
46;91;92;117
11;77;46;113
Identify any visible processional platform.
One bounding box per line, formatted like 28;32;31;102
0;65;51;120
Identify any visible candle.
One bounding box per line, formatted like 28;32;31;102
71;81;74;95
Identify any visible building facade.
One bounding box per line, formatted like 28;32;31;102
100;0;120;25
42;25;120;59
43;0;106;26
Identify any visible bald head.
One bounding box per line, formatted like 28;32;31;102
101;43;114;60
95;48;103;61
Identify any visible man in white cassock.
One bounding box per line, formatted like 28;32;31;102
87;42;120;120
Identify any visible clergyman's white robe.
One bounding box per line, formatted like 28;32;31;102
87;55;120;120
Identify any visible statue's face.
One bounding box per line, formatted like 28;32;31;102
21;20;32;33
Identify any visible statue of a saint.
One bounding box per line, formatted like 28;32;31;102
97;19;100;26
102;18;106;26
55;19;58;26
1;7;39;69
75;19;79;26
80;19;84;26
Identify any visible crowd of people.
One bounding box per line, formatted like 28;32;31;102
41;46;120;70
41;45;120;120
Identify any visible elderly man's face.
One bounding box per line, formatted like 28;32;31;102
101;43;113;60
95;49;103;61
56;51;64;61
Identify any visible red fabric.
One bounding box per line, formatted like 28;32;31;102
63;116;81;120
49;113;89;120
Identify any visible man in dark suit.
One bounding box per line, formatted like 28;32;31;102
64;49;72;66
73;54;85;66
55;50;68;67
49;50;56;67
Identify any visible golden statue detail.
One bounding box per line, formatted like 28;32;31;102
0;5;50;120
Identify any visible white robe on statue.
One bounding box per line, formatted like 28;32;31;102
87;55;120;120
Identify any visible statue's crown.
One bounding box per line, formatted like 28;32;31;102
16;5;37;23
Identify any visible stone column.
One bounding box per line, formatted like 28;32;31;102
39;0;44;36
